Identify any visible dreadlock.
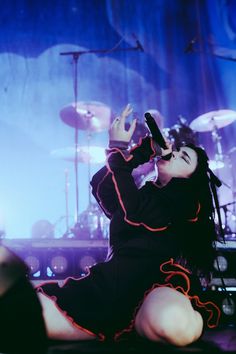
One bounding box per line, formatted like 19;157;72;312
176;144;223;278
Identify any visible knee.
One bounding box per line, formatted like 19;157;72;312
135;304;202;346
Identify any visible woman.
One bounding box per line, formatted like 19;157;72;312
0;105;222;349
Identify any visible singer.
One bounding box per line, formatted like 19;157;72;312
0;105;222;351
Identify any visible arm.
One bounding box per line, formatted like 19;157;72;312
90;137;158;219
99;104;173;229
90;166;118;219
108;151;200;231
107;150;172;231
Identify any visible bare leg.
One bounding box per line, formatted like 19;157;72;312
38;292;97;341
134;287;203;346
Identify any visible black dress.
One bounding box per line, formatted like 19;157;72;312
37;137;221;340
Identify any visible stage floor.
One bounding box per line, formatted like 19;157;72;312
46;326;236;354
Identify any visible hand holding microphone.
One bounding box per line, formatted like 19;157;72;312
144;112;172;160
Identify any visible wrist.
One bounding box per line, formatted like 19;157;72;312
109;140;129;150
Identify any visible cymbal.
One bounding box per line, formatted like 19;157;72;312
60;101;111;132
51;146;106;164
209;160;224;171
190;109;236;132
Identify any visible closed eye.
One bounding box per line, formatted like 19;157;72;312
182;154;191;164
182;156;189;164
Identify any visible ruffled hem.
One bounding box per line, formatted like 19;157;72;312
36;280;106;341
114;258;221;341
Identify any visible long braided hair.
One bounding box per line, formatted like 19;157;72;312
177;144;223;278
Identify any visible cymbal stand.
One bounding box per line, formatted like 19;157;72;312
228;151;236;236
211;118;224;171
210;119;234;192
72;54;80;229
87;129;92;207
62;169;72;238
60;40;143;237
211;117;224;174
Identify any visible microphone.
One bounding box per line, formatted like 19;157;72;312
184;37;197;53
144;112;172;160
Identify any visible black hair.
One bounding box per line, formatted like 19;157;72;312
177;144;223;278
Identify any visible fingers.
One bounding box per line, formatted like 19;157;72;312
120;103;133;124
128;118;137;137
123;103;133;116
112;104;133;129
110;116;120;128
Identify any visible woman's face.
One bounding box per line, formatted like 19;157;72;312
157;146;198;179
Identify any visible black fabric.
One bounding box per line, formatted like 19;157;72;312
39;137;221;340
0;276;47;353
38;255;207;340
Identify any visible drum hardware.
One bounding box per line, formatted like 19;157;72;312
60;101;111;132
59;51;110;238
168;118;199;149
189;109;236;132
228;147;236;205
59;100;110;233
218;202;236;239
75;203;109;240
62;169;74;238
59;42;142;238
190;109;236;171
50;146;106;164
51;142;107;239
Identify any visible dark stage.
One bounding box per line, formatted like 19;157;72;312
45;326;236;353
1;239;236;353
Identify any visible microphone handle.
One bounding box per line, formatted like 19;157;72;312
144;112;167;149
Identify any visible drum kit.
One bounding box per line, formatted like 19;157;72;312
181;109;236;239
51;101;110;239
52;104;236;240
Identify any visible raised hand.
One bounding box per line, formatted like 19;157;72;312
109;104;136;143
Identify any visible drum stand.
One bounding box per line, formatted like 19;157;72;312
62;169;73;238
60;41;143;238
211;121;233;189
211;122;224;171
211;121;236;238
227;150;236;237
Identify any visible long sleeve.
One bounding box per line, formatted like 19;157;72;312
107;150;172;231
90;166;118;218
107;149;200;232
90;136;158;219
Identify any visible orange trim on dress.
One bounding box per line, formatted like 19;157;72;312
96;169;113;217
129;136;157;159
114;258;221;341
36;272;106;341
188;202;201;222
106;149;169;232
